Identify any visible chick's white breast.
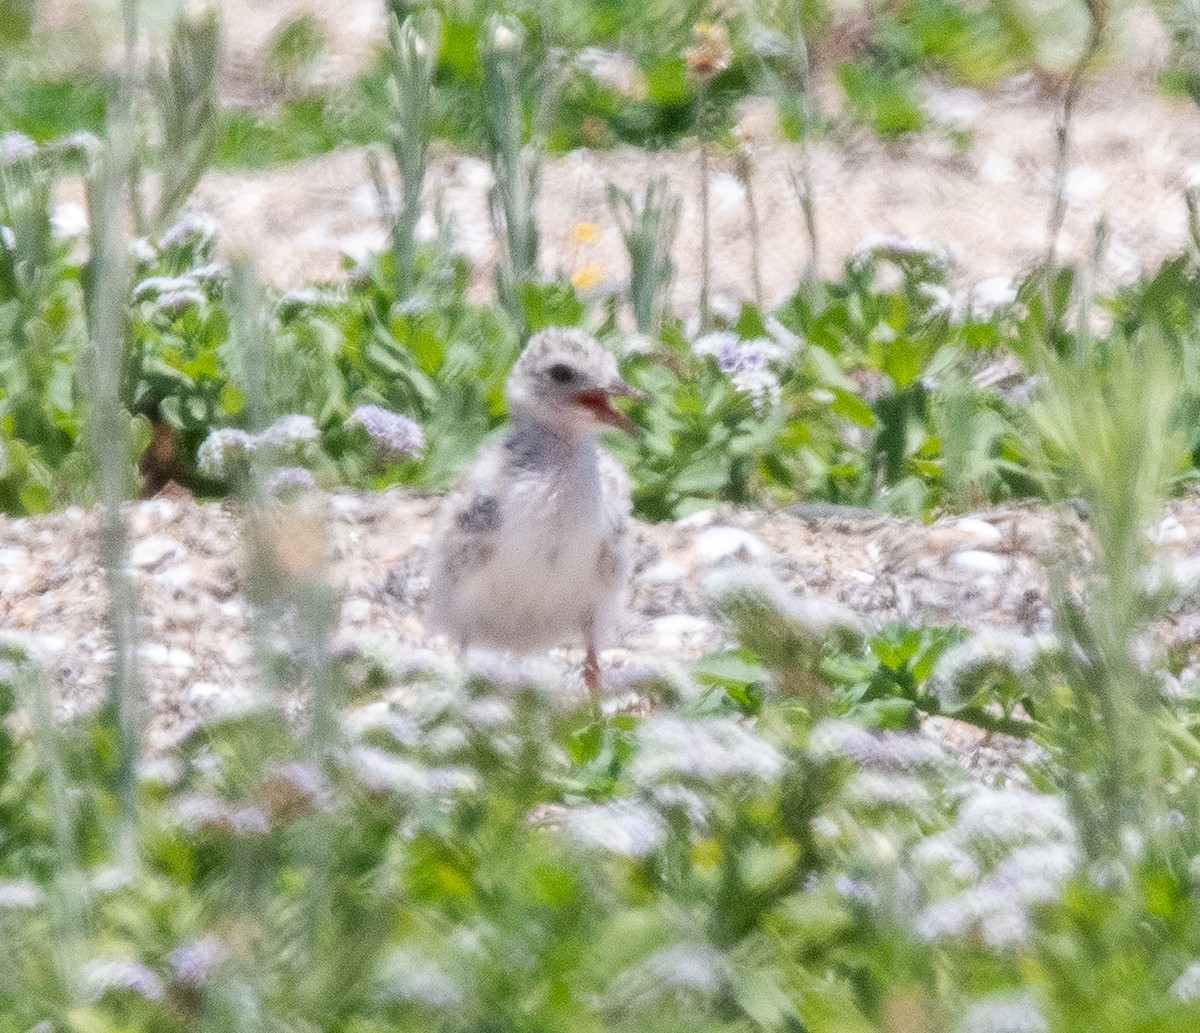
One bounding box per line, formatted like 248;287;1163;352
426;440;631;653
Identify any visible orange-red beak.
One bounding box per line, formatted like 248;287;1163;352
573;383;644;435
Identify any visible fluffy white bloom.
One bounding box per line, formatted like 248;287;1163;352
1171;961;1200;1002
630;715;785;785
0;131;37;163
128;237;157;264
196;428;257;479
932;630;1056;706
173;794;270;836
376;949;463;1009
955;992;1047;1033
265;466;317;494
968;277;1018;318
607;943;730;1009
0;879;43;909
159;212;218;252
844;771;931;808
565;801;666;858
346;745;476;798
257;413;320;450
82;958;165;1002
133;274;201;301
851;233;950;272
50;202;88;239
952;786;1074;849
731;367;781;408
0;225;14;251
808;719;948;771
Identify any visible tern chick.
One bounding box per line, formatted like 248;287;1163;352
426;327;640;696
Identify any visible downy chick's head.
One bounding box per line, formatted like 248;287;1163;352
507;328;642;438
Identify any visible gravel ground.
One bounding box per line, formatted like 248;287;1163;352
5;487;1197;775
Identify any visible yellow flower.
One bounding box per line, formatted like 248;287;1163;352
571;262;605;292
572;221;600;246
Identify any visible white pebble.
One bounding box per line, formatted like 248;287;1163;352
953;517;1004;548
167;648;195;674
641;560;687;584
651;614;714;650
1148;515;1187;545
694;526;768;562
154;564;194;591
951;550;1008;574
224;639;252;664
676;509;715;530
129;535;185;570
0;547;27;570
138;642;169;664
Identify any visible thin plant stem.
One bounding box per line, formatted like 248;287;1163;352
1041;0;1107;348
697;83;712;332
85;139;141;874
735;144;763;308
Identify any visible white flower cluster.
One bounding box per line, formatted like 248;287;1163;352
172;794;271;837
851;232;951;274
931;629;1057;707
629;714;785;786
954;992;1047;1033
808;719;950;772
82;958;166;1002
913;786;1078;948
565;800;667;859
197;415;322;481
376;948;463;1009
606;943;731;1009
345;744;477;800
133;273;207;316
0;878;43;910
158;212;218;254
0;131;37;164
1171;960;1200;1002
196;428;257;480
346;404;425;460
257;413;320;450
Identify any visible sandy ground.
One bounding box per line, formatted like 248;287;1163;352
35;2;1200;307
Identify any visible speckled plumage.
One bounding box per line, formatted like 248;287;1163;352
426;328;636;662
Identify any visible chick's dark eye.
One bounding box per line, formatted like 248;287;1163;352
547;363;575;384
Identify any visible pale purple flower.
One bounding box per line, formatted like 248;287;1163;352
266;466;317;495
82;958;165;1002
169;937;228;986
157;288;206;315
159;212;217;253
346;404;425;460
